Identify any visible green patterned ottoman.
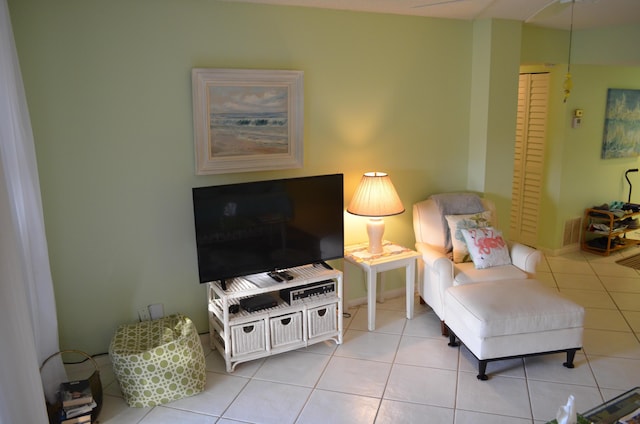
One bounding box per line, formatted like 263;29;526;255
109;314;206;407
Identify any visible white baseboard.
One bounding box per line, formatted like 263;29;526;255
538;243;580;257
345;287;409;309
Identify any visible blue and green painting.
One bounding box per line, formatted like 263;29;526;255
602;88;640;159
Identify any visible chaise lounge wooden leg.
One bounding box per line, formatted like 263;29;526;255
477;360;488;381
447;328;459;347
563;348;578;369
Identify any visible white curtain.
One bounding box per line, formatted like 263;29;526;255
0;0;66;422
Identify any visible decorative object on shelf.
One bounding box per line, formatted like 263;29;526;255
347;172;405;254
191;68;304;174
601;88;640;159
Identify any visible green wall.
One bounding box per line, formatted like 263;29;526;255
8;0;640;353
467;19;522;219
9;0;475;354
548;64;640;249
521;24;640;250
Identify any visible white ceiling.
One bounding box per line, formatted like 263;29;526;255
221;0;640;30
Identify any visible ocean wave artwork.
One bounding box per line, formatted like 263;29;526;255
602;89;640;159
209;85;290;157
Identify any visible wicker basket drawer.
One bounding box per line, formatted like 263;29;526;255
308;303;337;338
270;312;303;348
231;320;266;356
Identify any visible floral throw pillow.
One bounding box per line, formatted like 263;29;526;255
444;211;492;263
460;226;511;269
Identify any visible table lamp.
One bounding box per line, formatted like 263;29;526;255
347;172;405;254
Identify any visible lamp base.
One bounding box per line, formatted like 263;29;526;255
366;218;385;254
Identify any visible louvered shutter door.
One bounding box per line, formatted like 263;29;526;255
510;73;549;246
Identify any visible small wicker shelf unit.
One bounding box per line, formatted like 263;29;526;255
581;208;640;256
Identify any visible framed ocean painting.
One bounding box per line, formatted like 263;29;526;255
192;69;303;174
601;88;640;159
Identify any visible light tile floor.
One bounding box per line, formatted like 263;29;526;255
72;249;640;423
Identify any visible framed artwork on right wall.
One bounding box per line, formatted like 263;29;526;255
601;88;640;159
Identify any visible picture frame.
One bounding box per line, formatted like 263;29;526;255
601;88;640;159
192;68;304;174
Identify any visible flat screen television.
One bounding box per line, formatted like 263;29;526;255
192;174;344;284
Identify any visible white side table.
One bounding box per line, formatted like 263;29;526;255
344;241;421;331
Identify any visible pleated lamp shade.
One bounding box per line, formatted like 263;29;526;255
347;172;404;217
347;172;405;253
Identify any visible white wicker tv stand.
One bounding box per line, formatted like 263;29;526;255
207;264;343;372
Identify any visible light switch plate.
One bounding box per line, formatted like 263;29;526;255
138;307;151;321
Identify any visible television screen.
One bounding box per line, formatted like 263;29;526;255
192;174;344;284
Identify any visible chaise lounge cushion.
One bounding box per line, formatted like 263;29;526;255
444;280;584;339
443;278;584;380
453;261;526;284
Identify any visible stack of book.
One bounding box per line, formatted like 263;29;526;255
58;379;96;424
